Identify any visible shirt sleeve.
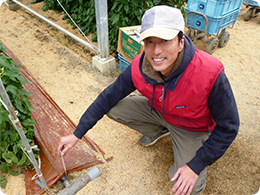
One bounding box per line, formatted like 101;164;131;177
187;70;240;175
73;65;136;139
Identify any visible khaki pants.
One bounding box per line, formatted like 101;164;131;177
107;95;210;194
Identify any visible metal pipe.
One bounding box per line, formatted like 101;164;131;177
57;166;101;195
10;0;99;53
0;78;48;191
95;0;109;59
60;176;70;188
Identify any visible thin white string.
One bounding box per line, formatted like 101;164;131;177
21;146;42;180
0;85;44;182
60;151;67;176
0;98;18;116
0;97;9;111
56;0;97;50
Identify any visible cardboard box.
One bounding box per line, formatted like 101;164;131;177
117;25;144;63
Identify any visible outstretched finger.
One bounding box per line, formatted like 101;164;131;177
170;179;182;194
171;171;180;182
181;184;191;195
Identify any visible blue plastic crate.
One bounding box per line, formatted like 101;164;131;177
185;8;240;35
118;53;131;71
243;0;260;6
186;0;242;17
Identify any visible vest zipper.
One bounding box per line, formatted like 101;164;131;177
159;87;164;102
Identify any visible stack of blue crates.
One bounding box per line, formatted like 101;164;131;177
185;0;243;35
118;53;131;71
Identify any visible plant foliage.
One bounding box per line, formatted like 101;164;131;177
36;0;187;52
0;41;38;188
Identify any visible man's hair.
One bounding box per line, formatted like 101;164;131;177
178;31;184;43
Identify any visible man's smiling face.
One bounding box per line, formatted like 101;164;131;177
143;35;184;78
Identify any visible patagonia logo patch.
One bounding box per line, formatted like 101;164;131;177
175;105;186;109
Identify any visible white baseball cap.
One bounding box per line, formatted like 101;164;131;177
139;5;185;43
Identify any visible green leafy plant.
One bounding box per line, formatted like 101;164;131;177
0;41;38;188
37;0;187;52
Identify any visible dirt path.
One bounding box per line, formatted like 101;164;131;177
1;1;260;195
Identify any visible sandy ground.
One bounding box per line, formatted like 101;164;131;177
0;1;260;195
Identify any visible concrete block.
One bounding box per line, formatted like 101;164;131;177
92;55;116;74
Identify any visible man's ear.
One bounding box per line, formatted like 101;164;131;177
179;36;185;52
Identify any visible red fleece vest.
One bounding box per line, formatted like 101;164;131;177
131;49;224;131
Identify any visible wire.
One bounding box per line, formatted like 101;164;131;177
0;97;9;111
60;151;68;176
56;0;97;50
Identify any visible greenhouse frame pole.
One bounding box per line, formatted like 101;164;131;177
95;0;109;59
0;78;48;192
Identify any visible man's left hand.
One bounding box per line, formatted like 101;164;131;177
170;165;198;195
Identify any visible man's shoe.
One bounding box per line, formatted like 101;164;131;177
139;128;170;146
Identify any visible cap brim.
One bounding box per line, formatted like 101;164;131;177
139;27;180;43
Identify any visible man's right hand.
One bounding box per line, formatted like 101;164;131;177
57;134;79;156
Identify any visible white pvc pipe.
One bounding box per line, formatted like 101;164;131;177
11;0;99;53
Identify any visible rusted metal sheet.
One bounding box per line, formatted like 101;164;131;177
1;43;111;195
